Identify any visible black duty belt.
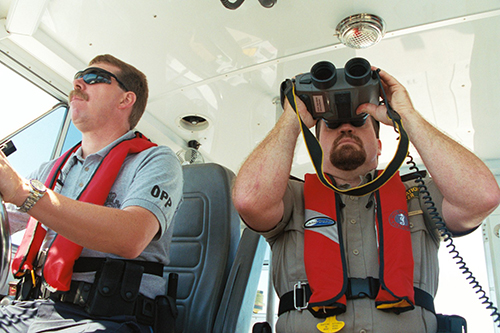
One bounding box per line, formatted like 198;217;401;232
73;257;164;276
40;280;156;326
278;277;435;316
24;257;165;327
43;280;93;306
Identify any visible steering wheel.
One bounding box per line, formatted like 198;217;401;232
0;195;12;289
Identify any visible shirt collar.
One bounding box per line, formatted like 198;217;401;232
332;169;376;189
75;130;135;161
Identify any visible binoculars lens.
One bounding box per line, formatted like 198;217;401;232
311;61;337;90
345;58;372;86
310;58;372;89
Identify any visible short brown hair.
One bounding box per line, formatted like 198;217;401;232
89;54;148;129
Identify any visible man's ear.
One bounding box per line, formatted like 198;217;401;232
118;91;136;110
377;138;382;156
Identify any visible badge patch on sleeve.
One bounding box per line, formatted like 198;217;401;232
389;209;410;231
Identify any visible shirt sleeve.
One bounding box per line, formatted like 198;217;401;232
413;172;477;238
119;145;183;239
258;178;304;244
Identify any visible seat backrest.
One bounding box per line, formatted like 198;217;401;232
213;227;267;333
164;163;249;332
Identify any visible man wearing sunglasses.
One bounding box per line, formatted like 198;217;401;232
0;54;183;332
232;67;500;332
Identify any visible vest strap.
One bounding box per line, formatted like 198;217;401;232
278;279;435;317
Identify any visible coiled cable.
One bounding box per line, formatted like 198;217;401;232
405;154;500;328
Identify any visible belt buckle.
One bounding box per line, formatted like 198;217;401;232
348;277;379;299
70;281;92;306
39;281;51;299
39;281;61;301
293;281;308;311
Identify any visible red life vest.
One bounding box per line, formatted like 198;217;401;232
303;171;415;318
11;132;156;291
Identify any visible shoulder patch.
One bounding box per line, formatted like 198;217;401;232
406;186;419;201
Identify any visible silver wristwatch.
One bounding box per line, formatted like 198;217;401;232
18;179;47;213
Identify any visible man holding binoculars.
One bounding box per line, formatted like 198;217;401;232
232;59;500;332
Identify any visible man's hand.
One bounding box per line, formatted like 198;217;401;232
356;67;500;233
356;68;416;126
283;94;317;129
0;151;26;206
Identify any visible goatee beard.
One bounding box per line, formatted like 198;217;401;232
330;145;366;171
330;133;366;171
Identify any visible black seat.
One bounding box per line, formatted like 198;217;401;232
164;163;266;333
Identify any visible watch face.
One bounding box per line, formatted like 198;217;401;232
30;179;47;193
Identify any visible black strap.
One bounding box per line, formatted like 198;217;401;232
253;322;273;333
414;285;436;314
278;278;435;316
436;314;467;333
73;257;164;277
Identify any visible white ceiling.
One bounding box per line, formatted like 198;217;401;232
1;0;500;176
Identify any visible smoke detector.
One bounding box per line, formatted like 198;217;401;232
335;13;386;49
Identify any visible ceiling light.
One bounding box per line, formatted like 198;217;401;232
178;115;210;132
335;13;386;49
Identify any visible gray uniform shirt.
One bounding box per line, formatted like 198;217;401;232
29;131;183;299
259;172;445;333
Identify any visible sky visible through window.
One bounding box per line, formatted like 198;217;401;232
0;63;58;142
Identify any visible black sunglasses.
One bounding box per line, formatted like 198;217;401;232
74;67;129;91
323;113;369;129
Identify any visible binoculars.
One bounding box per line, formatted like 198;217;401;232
282;57;380;126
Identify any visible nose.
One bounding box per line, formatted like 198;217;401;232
338;122;355;133
73;76;85;90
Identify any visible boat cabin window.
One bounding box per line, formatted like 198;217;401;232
0;61;79;176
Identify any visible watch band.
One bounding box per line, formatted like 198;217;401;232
18;179;47;213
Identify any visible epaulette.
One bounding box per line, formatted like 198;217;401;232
400;170;427;182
